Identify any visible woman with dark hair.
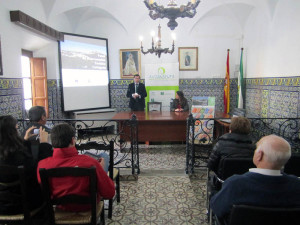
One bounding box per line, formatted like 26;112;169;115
0;115;52;215
170;91;189;112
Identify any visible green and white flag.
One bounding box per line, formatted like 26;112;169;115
237;48;244;108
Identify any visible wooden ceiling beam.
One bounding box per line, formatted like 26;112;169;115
10;10;64;42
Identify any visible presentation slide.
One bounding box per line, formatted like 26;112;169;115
59;34;110;111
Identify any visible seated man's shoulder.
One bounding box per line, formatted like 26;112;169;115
223;173;251;186
283;173;300;183
77;154;102;167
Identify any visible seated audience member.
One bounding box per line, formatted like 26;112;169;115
23;106;51;140
0;115;52;215
170;91;189;112
210;135;300;223
207;116;255;178
37;123;115;212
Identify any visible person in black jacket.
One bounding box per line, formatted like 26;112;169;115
0;115;52;215
22;105;51;140
207;116;255;178
170;91;189;112
126;74;147;111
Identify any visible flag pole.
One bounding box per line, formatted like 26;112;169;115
224;49;230;114
238;48;244;109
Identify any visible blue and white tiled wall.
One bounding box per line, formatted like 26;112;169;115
110;79;238;113
1;77;300;119
0;78;65;119
245;77;300;118
0;78;24;119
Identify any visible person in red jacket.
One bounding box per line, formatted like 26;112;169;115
37;123;115;212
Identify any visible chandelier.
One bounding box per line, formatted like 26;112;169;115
143;0;201;30
140;24;175;58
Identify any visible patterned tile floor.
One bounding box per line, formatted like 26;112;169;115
107;144;209;225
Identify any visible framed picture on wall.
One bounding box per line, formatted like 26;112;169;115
0;36;3;75
178;47;198;71
119;49;141;79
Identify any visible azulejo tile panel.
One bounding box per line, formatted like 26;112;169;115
47;79;65;119
261;90;269;118
110;78;238;113
0;78;24;118
246;77;300;118
3;76;299;119
180;78;237;112
245;88;262;117
269;91;298;118
246;77;300;87
0;94;23;118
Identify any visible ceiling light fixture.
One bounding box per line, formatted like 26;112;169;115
143;0;201;30
140;24;175;58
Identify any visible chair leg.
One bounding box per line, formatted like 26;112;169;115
116;171;120;203
206;169;210;210
101;206;105;225
108;199;113;219
209;209;213;225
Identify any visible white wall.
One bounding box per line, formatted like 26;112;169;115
1;0;300;80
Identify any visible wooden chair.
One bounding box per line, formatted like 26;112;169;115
76;140;120;219
147;102;162;111
215;204;300;225
39;167;105;225
0;165;45;225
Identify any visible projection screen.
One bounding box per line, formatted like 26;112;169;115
59;33;110;111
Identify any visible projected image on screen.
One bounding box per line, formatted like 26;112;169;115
59;34;110;111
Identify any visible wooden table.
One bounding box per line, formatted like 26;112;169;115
112;111;190;142
214;112;231;138
112;111;231;142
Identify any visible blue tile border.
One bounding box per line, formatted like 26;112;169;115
1;77;299;119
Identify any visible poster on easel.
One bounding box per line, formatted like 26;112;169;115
190;97;215;144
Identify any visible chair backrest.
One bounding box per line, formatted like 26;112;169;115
219;157;255;180
39;167;97;225
147;102;162;111
0;165;31;224
284;153;300;177
76;141;115;180
228;205;300;225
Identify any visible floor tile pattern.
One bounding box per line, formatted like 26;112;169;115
107;144;209;225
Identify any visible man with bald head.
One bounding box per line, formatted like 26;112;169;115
210;134;300;222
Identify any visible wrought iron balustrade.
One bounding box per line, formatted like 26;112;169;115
17;115;140;174
186;116;300;174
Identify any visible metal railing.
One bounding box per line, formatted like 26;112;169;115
18;115;140;174
186;115;300;174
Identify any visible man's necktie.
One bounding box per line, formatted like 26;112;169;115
135;84;138;93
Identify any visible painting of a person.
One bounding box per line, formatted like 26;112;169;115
185;52;191;66
123;53;138;76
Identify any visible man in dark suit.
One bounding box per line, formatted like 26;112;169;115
126;74;147;111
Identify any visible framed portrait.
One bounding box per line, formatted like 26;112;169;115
178;47;198;71
119;49;141;79
0;36;3;76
